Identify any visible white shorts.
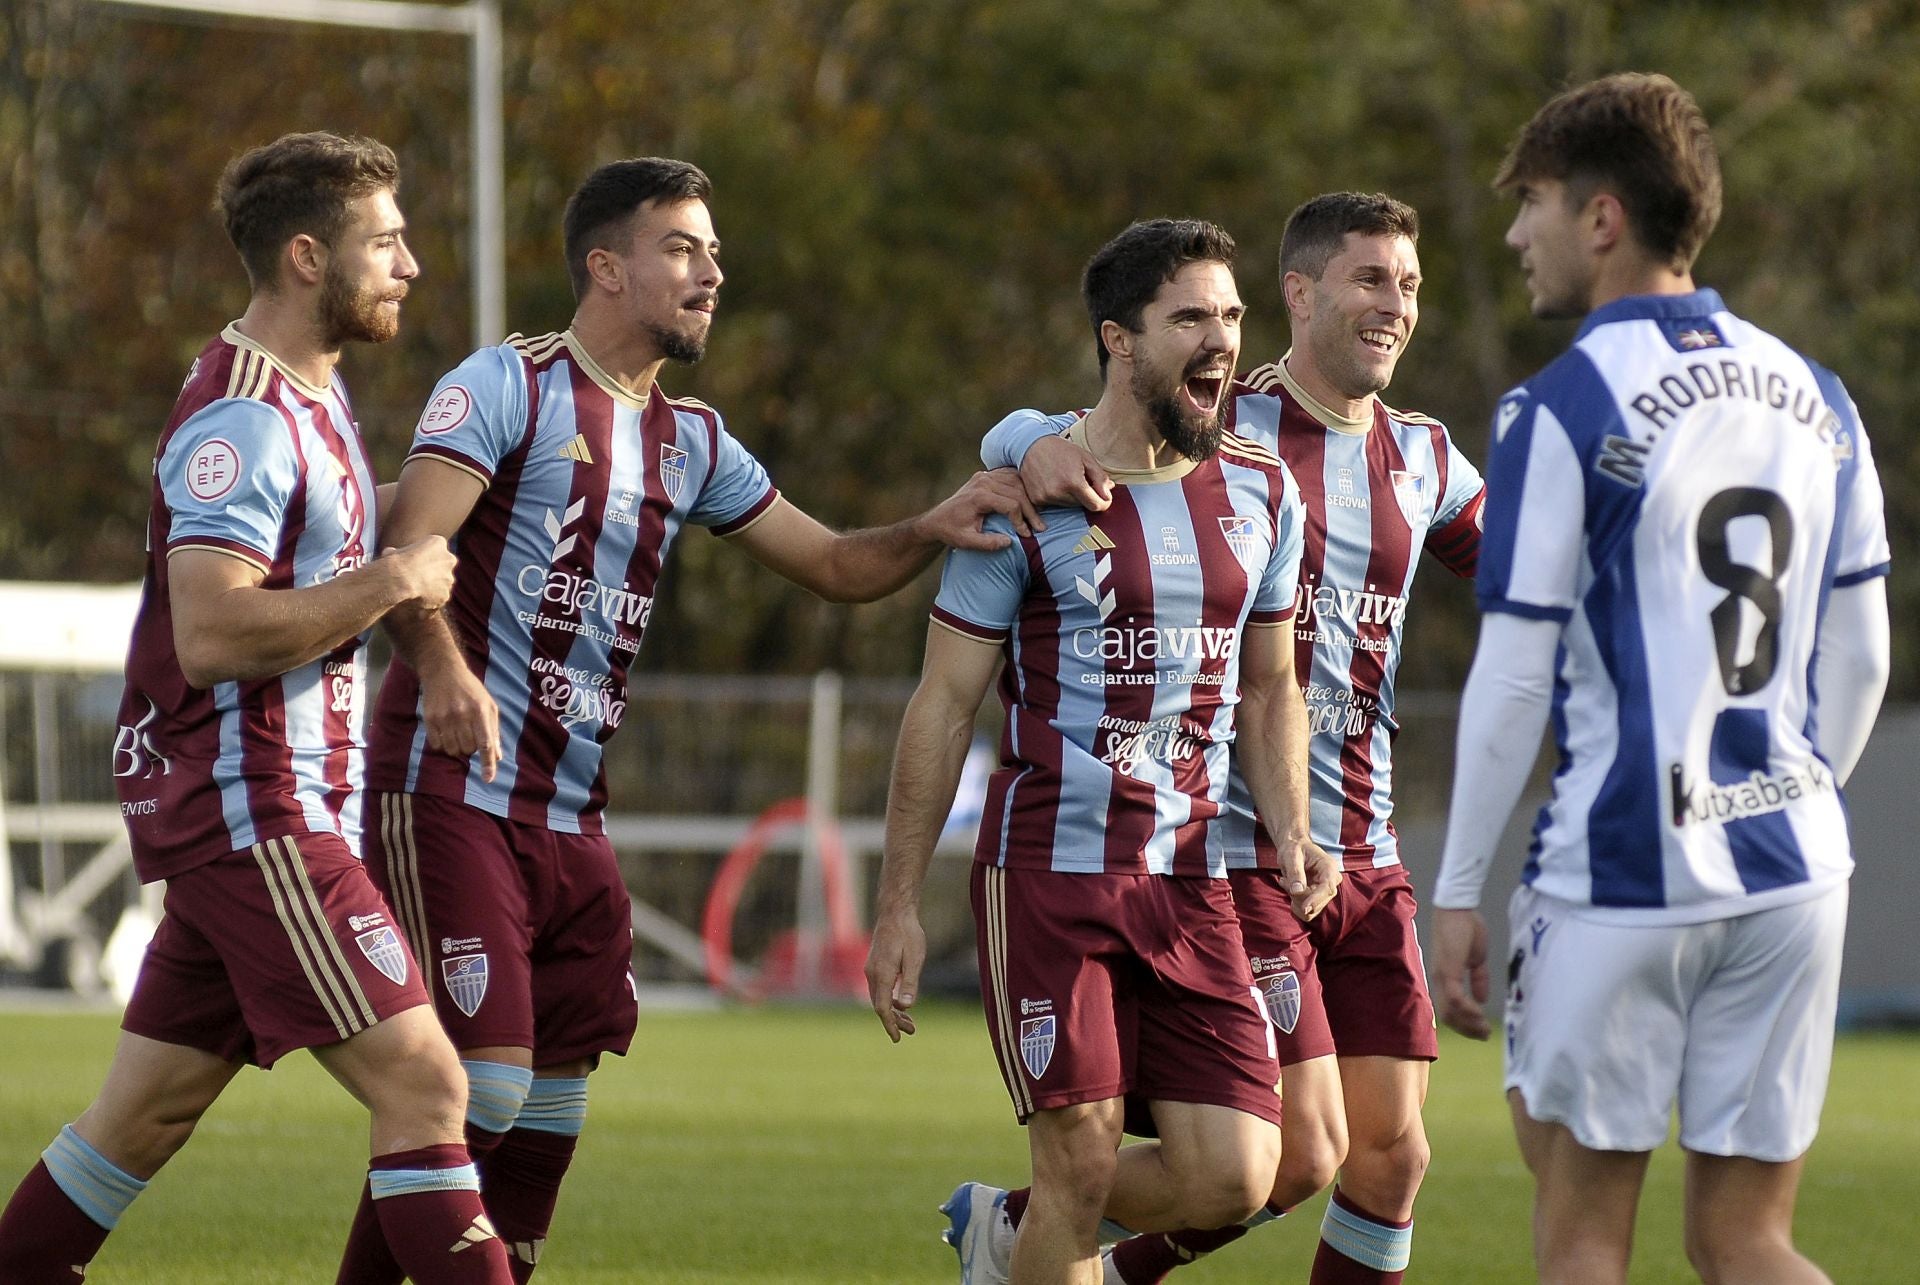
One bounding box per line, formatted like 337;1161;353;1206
1502;880;1846;1160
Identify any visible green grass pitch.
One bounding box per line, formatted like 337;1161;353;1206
0;1004;1914;1281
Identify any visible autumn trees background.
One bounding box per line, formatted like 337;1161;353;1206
4;0;1913;690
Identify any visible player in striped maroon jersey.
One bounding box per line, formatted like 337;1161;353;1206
332;158;1032;1282
868;219;1337;1285
0;134;510;1284
982;194;1485;1285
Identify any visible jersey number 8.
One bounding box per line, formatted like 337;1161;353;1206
1696;487;1792;697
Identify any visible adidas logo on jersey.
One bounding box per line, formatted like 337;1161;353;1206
557;433;594;464
1071;528;1117;557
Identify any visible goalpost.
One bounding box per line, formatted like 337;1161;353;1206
97;0;506;350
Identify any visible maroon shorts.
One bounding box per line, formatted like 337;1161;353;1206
122;831;430;1068
365;791;639;1066
1231;863;1438;1065
971;864;1282;1128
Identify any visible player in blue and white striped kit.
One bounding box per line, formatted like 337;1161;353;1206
1430;74;1890;1285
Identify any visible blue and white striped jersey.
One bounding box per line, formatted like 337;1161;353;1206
1479;289;1890;921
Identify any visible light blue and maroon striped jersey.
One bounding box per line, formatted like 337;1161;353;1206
116;325;379;880
982;365;1485;873
367;330;777;833
938;413;1305;877
1221;360;1484;871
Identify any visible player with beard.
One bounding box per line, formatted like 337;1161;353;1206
0;134;511;1283
866;218;1335;1285
965;193;1485;1285
331;157;1033;1282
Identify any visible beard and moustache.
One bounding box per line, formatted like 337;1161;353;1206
652;292;718;364
1132;350;1231;461
319;261;404;347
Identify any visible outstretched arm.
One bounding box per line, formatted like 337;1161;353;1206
728;471;1040;602
865;625;1002;1041
379;456;501;780
1236;623;1340;920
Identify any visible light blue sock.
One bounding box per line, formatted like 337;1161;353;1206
515;1077;588;1136
1322;1195;1412;1272
462;1059;534;1136
42;1125;147;1230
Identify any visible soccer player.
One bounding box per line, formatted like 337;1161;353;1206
331;157;1035;1282
971;193;1485;1284
0;134;511;1283
1429;73;1890;1284
866;218;1337;1285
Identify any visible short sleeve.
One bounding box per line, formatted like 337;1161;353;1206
980;408;1076;470
1250;469;1305;623
689;408;779;533
930;517;1029;641
1813;374;1891;587
1475;388;1586;622
1434;432;1486;528
1426;430;1486;578
405;345;530;485
160;399;301;572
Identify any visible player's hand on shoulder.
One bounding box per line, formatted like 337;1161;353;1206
421;662;501;783
1021;433;1112;513
923;468;1040;552
864;909;926;1043
380;534;456;610
1429;907;1492;1041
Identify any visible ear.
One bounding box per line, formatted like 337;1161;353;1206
1586;191;1627;255
585;246;623;295
1281;269;1315;323
1099;318;1135;369
285;233;326;289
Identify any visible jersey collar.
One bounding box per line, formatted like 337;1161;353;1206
1574;288;1727;341
1271;351;1373;436
1067;415;1198;485
221;323;334;400
562;329;653;410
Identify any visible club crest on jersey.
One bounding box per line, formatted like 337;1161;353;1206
1389;470;1427;527
1662;318;1726;352
442;954;490;1017
1219;515;1264;571
355;927;409;986
660;445;688;502
1259;970;1302;1034
1019;1016;1056;1079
